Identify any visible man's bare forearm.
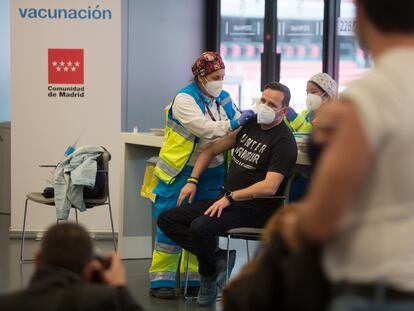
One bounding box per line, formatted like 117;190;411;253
191;149;215;179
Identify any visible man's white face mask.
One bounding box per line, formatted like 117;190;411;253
257;104;278;125
204;79;223;98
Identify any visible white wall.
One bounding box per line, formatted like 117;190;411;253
10;0;121;233
123;0;205;132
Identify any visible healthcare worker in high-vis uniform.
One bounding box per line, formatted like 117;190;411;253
285;72;338;133
149;51;255;299
284;72;338;202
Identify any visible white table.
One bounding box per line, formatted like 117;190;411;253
118;132;310;259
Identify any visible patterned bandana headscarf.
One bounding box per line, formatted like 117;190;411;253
191;51;225;78
308;73;338;98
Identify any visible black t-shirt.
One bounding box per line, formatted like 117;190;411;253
224;118;297;208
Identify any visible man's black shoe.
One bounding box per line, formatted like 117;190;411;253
149;287;177;300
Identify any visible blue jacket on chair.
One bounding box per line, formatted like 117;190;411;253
53;145;105;220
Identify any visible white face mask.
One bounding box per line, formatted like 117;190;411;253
306;93;322;111
257;104;277;125
204;79;223;98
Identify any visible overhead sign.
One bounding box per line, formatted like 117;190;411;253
221;17;263;42
283;20;322;37
338;17;357;36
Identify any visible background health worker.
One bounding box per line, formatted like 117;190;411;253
149;51;255;299
285;73;338;201
285;72;338;133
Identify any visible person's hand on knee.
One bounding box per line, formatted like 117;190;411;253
204;196;231;218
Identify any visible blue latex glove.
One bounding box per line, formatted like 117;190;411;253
286;106;298;122
238;110;256;126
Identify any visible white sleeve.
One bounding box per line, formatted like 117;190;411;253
172;93;236;140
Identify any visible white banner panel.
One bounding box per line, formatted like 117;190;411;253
10;0;121;233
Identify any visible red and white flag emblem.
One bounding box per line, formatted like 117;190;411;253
48;49;84;84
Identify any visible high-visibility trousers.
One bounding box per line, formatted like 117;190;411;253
149;165;225;289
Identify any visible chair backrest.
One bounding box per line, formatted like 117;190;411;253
84;149;111;206
283;174;295;207
99;149;111;198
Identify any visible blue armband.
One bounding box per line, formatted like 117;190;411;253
230;119;240;130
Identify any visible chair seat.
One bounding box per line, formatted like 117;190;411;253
26;192;107;207
26;192;55;205
226;227;263;235
84;198;107;206
223;227;264;240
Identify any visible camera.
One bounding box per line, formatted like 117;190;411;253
90;248;112;283
93;250;112;269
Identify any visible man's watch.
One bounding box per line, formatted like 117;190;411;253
224;191;234;203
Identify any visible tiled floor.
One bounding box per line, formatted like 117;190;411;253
0;214;256;310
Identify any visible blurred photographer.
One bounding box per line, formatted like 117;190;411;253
0;223;143;311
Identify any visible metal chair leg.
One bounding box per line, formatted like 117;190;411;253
246;240;250;262
183;250;195;300
226;234;230;282
20;199;29;262
106;172;117;252
108;203;117;252
75;207;79;224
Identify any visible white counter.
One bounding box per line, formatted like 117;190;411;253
118;132;310;259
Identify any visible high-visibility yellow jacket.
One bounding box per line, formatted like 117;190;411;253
154;82;238;185
284;109;314;133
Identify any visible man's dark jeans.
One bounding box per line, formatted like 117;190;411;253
157;199;276;277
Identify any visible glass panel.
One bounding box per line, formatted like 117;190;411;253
338;0;372;90
277;0;325;113
220;0;265;110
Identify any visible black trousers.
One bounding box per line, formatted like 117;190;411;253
157;198;276;277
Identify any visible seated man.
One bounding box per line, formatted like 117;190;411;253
158;81;297;306
0;223;143;311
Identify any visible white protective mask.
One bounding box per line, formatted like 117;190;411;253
257;104;277;125
204;80;223;98
306;93;322;111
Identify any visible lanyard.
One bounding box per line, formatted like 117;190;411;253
205;102;222;121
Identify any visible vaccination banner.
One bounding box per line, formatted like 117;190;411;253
10;0;121;234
